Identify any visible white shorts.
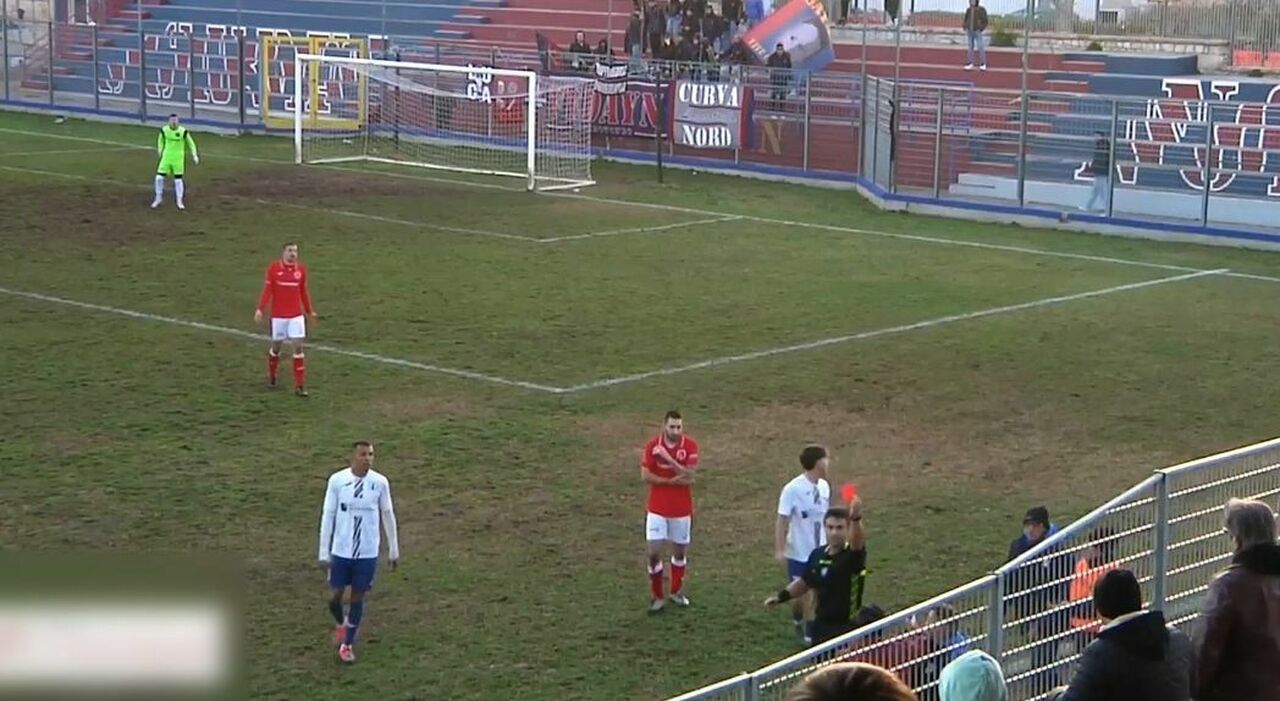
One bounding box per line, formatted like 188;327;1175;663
645;513;692;545
270;315;306;341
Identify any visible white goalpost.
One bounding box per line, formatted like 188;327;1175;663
291;53;594;191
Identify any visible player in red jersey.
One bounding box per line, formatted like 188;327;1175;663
253;242;316;396
641;409;700;613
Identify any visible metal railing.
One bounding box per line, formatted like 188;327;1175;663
670;437;1280;701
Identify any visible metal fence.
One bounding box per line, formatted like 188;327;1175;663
4;19;1280;237
670;437;1280;701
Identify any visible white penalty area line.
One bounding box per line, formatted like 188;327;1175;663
0;286;564;394
557;269;1229;393
4;126;1280;280
0;270;1227;395
537;215;742;243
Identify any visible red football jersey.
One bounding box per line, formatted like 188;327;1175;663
642;434;699;517
256;260;314;319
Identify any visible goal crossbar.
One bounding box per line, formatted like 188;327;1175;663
291;53;593;191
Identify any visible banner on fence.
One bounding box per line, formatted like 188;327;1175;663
590;81;664;138
741;0;835;73
593;61;630;96
669;81;754;149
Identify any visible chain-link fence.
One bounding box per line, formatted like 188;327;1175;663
668;437;1280;701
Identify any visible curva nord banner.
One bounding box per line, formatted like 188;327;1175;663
669;81;754;150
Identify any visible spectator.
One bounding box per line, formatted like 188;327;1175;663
1006;506;1071;698
1067;528;1118;642
1193;498;1280;701
595;38;613;57
666;0;683;37
766;41;792;110
681;7;699;41
962;0;988;71
722;0;745;40
658;34;677;62
1083;131;1112;213
785;662;918;701
626;10;645;62
747;0;766;25
703;7;726;54
568;30;592;73
939;650;1008;701
838;0;856;25
885;0;900;25
1008;506;1057;561
929;604;974;664
1047;569;1194;701
764;505;867;645
676;32;696;74
646;1;666;57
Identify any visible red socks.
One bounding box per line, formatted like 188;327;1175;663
267;350;280;383
670;557;686;595
648;562;665;601
292;353;306;388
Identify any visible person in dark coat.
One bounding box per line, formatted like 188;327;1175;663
1046;569;1194;701
766;42;792;110
646;1;666;57
625;10;644;61
1193;498;1280;701
1084;131;1112;212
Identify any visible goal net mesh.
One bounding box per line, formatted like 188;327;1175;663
292;55;594;190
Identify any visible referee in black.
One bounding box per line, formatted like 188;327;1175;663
764;504;867;645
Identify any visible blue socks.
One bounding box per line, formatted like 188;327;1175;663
345;600;364;645
328;599;344;625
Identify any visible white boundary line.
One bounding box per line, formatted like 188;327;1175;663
557;269;1229;392
538;216;742;243
0;286;565;393
0;145;139;158
0;270;1226;395
3;126;1279;282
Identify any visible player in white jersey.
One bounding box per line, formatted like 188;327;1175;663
775;445;832;644
318;441;400;663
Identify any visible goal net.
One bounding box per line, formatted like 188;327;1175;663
291;53;594;191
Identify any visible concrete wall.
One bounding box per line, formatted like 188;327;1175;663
5;0;51;22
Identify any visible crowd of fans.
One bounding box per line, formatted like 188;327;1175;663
780;496;1280;701
560;0;771;82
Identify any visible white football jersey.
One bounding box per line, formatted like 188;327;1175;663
318;467;399;561
777;474;830;562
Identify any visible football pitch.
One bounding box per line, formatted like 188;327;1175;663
5;109;1280;700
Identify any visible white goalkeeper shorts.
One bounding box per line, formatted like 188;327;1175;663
645;513;692;545
270;315;306;341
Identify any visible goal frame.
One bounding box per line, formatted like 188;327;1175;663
294;53;583;191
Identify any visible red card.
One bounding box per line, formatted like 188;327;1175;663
842;483;857;503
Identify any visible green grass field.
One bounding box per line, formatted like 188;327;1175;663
4;109;1280;700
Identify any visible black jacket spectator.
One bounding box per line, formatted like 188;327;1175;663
1194;500;1280;701
568;32;592;72
1054;611;1194;701
962;2;989;32
681;8;698;40
722;0;744;24
625;13;644;53
1052;570;1194;701
766;45;792;70
1090;134;1112;176
645;1;665;55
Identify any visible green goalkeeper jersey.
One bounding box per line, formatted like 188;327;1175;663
158;124;198;162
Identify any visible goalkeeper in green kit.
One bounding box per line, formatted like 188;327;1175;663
151;113;199;210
